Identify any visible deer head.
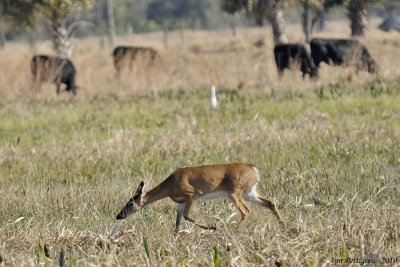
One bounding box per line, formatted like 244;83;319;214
116;181;145;220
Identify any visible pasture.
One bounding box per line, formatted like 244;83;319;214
1;20;400;265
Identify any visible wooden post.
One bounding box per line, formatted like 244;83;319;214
179;22;185;47
0;15;5;48
106;0;116;47
163;26;169;50
230;14;237;37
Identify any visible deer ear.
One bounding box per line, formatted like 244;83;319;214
133;181;145;197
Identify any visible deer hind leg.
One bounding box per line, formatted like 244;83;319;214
183;197;216;231
257;196;285;226
175;203;186;234
229;193;250;228
245;187;285;227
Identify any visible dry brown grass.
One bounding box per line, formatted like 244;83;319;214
0;19;399;103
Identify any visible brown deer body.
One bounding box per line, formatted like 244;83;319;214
116;163;284;233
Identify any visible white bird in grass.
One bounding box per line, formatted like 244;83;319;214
210;85;218;109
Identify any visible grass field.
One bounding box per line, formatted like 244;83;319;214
1;82;400;266
1;20;400;266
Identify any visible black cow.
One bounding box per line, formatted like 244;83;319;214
31;55;78;95
310;38;378;74
378;16;400;32
274;43;318;78
112;46;159;74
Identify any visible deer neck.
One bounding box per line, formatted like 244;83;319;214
142;182;170;208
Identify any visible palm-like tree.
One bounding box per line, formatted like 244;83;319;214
36;0;93;57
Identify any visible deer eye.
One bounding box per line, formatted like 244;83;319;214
128;202;134;207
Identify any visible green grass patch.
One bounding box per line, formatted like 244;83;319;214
1;82;400;265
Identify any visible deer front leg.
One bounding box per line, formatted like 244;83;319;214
229;193;250;228
183;197;216;231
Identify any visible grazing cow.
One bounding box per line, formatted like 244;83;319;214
112;46;159;74
31;55;78;95
274;43;318;78
310;38;377;74
378;16;400;32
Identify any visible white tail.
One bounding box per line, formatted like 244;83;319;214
116;163;284;233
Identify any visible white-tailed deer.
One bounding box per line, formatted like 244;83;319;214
116;163;284;233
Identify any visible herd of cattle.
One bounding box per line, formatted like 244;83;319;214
274;38;377;78
30;38;378;95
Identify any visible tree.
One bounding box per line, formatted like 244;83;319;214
2;0;93;54
221;0;288;44
347;0;370;36
300;0;326;42
310;0;325;33
324;0;390;37
0;14;3;48
146;0;212;29
0;0;37;48
261;0;288;44
35;0;93;57
302;0;311;42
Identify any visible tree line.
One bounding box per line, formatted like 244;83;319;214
221;0;394;43
0;0;396;56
